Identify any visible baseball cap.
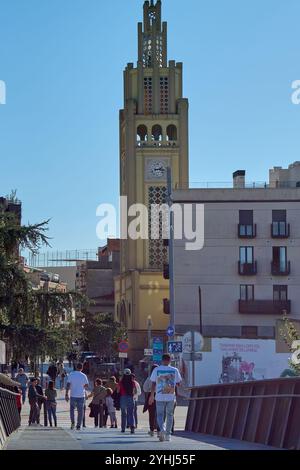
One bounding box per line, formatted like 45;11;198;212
123;368;132;375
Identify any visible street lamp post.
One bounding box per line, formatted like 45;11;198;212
167;167;176;340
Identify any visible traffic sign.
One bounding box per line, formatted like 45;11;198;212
144;349;153;357
152;337;164;362
166;325;175;337
119;352;128;359
118;341;129;353
182;332;204;353
167;341;183;354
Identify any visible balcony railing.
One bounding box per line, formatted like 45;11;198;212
239;299;291;315
238;224;257;238
136;140;178;148
238;261;257;276
271;261;291;276
271;222;290;239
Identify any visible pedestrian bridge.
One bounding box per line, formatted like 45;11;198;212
1;376;299;451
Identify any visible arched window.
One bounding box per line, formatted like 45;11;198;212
167;124;177;141
137;125;148;142
152;124;163;141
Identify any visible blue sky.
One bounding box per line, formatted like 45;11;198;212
0;0;300;252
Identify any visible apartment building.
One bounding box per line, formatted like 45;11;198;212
172;162;300;344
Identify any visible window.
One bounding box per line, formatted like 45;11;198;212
239;210;255;237
272;210;289;237
241;326;258;339
144;77;153;114
240;285;254;301
166;124;177;141
160;77;169;114
137;125;148;142
240;247;254;264
151;124;163;141
273;285;288;302
148;186;168;268
272;247;287;271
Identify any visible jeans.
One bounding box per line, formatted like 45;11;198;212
47;403;57;427
70;397;85;428
120;395;134;431
134;401;138;427
156;401;175;435
29;399;39;425
21;387;27;404
92;403;104;428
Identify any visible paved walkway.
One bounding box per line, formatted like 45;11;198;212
5;391;276;451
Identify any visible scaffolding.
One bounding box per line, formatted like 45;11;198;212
28;249;98;268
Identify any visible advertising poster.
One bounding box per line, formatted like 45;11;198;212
180;338;292;387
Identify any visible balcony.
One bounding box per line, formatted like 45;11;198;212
238;224;257;239
271;261;291;276
238;261;257;276
271;222;290;239
239;300;291;315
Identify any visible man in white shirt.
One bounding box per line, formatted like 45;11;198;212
65;363;89;430
149;353;182;442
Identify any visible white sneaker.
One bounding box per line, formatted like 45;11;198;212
165;434;171;442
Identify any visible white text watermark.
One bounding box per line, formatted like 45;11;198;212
0;80;6;105
96;197;205;251
291;80;300;105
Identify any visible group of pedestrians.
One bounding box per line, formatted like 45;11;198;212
11;353;182;443
64;353;181;442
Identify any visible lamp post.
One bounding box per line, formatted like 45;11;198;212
147;315;153;374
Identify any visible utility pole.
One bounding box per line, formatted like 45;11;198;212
167;167;175;340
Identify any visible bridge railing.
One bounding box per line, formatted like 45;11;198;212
0;386;20;448
185;377;300;450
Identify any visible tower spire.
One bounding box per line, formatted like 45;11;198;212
139;0;166;68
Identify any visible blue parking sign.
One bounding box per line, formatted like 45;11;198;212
167;341;183;354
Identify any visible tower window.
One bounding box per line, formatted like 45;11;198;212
167;124;177;141
137;125;148;142
160;77;169;113
148;186;168;269
144;77;153;114
152;125;163;141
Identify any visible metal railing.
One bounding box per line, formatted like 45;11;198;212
185;377;300;450
0;387;20;446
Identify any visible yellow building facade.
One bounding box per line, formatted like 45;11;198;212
114;0;189;362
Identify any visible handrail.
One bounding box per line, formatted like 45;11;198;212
0;386;21;447
185;377;300;450
187;394;300;400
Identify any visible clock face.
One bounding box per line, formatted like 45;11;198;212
150;161;166;178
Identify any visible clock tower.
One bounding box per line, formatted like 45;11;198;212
115;0;189;361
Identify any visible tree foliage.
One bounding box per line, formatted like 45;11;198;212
82;312;127;359
0;205;85;362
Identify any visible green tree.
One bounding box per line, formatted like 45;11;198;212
0;203;85;362
82;312;126;360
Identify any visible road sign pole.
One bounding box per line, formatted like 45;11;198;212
167;167;175;340
192;331;195;387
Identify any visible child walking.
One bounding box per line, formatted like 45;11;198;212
106;388;117;428
45;380;57;427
